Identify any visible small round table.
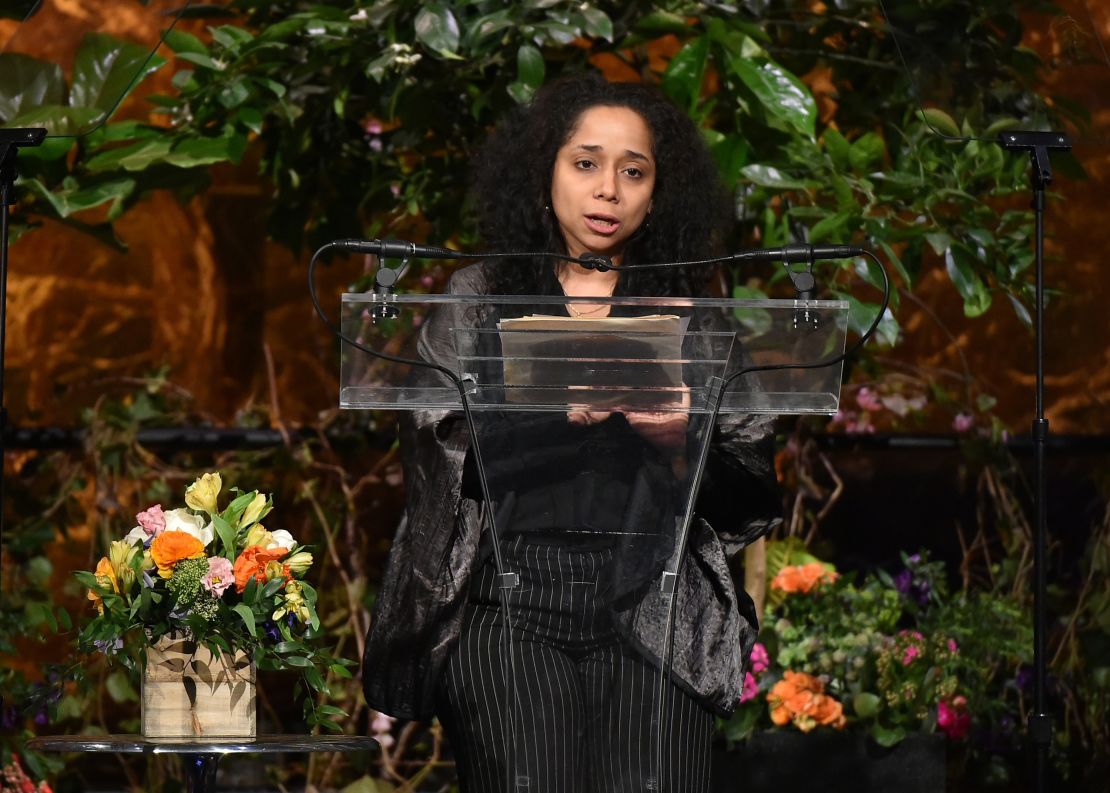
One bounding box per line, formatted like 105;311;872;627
27;734;379;793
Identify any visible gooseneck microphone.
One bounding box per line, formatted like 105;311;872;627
334;238;462;260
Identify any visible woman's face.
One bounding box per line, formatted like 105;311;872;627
549;105;655;263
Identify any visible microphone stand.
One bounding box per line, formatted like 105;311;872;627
998;128;1071;793
0;127;46;582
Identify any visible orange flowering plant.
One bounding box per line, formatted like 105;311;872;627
720;542;1031;751
75;472;353;730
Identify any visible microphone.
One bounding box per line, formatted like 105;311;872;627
335;238;460;260
729;244;864;263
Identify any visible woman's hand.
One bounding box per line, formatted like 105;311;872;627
567;408;612;426
624;388;690;454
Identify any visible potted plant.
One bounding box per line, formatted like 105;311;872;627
77;473;352;737
715;544;1031;792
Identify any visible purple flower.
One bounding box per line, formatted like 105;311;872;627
893;569;912;595
856;386;882;412
952;413;975;432
262;621;281;644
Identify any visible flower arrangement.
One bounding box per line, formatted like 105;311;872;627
723;543;1031;752
76;473;353;730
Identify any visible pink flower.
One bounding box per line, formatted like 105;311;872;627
937;696;970;740
136;504;166;537
739;671;759;703
856;386;882;412
947;638;958;653
202;556;234;597
952;413;974;432
750;642;769;675
902;645;921;666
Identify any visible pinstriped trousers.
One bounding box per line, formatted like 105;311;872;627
439;536;713;793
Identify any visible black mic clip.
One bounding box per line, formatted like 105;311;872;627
369;263;401;321
578;253;614;273
781;247;819;332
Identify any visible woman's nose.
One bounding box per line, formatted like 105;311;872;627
594;169;619;201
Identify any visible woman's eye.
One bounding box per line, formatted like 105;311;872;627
624;167;643;178
575;159;595;170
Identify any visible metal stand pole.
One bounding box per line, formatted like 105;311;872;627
0;128;46;584
998;129;1071;793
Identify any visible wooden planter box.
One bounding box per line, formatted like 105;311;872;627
711;730;946;793
141;635;256;738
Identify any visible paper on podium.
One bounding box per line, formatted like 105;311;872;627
496;314;691;409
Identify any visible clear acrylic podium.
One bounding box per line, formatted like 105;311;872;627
342;290;848;792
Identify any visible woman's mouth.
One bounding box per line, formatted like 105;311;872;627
583;214;621;235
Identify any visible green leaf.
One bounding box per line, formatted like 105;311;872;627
106;670;138;703
739;164;814;190
729;55;816;139
211;514;237;560
662;37;708;112
165;135;242;168
164;30;208;56
877;240;913;288
516;45;544;90
634;11;691;36
20;176;136;219
732;285;772;336
0;53;64;121
415;3;460;56
871;723;907;747
329;663;354;678
71;32;166;115
84;137;173;172
283;655;313;667
174;52;225;71
209;25;254;51
507;81;534;105
918;107;961;138
807;211;854;243
837;291;899;347
824;127;850;172
945;244;992;317
304;665;326;692
233;603;257;637
3;104;102;137
853;692;882;719
848;132;885;174
709;133;749;186
579;7;613;42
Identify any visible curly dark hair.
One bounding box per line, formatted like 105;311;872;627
470;73;730;298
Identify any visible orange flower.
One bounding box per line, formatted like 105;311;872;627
767;670;846;732
87;557;119;614
770;562;839;594
233;545;290;593
150;530;206;579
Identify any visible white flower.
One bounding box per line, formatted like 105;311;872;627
268;530;296;551
163;508;214;547
125;526;148;546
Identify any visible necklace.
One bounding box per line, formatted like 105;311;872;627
567;302;609;317
558;269;614;317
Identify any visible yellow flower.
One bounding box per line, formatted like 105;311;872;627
244;523;271;548
184;472;222;515
284;551;313;575
109;540;140;594
87;557;118;614
239;492;269;528
273;580;311;623
263;560;287;583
